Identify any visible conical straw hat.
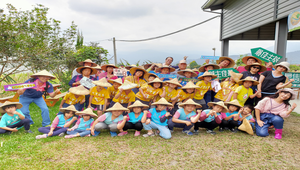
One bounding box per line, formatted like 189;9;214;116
92;78;112;87
216;56;235;68
156;66;176;73
106;102;129;112
31;70;56;80
229;71;243;83
78;59;97;67
0;101;22;114
76;66;97;75
148;77;165;85
144;73;158;82
182;81;200;89
238;119;254;135
151;98;173;107
198;64;220;72
178;99;202;108
93;65;103;70
128;100;149;109
177;69;198;77
125;64;136;70
118;80;138;90
242;56;262;65
192;68;199;72
198;71;218;80
76;108;98;118
165;78;182;87
207;101;228;113
237;76;259;86
101;64;118;72
108;78;123;85
224;99;242;108
245;63;267;72
59;105;78;114
69;85;90;95
129;67;147;77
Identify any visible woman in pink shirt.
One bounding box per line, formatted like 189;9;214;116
98;64;118;80
255;88;297;139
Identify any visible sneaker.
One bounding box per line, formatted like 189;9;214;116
143;133;155;137
58;132;65;137
36;134;47;139
110;131;117;137
182;130;193;135
230;128;238;133
134;131;141;136
118;131;128;136
219;127;224;132
206;129;216;135
193;130;199;134
25;130;34;133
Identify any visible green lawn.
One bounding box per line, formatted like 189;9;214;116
1;100;300;169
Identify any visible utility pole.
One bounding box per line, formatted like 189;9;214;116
113;37;117;65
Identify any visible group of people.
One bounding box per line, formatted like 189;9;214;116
0;56;297;140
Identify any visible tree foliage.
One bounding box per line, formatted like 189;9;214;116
189;61;200;69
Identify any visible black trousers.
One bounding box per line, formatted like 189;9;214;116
123;122;143;131
220;119;239;129
194;120;220;130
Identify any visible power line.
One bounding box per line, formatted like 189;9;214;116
116;15;220;42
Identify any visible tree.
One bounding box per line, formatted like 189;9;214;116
189;61;199;69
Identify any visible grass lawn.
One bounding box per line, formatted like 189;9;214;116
1;99;300;169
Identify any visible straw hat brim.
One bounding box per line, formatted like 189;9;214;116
78;60;97;67
92;80;112;87
31;70;56;80
198;73;218;80
182;82;200;89
101;64;118;72
165;80;182;87
148;78;164;84
151;98;173;107
198;64;220;72
129;67;147;77
106;105;130;112
128;101;149;109
59;106;78;114
76;111;98;118
242;56;262;65
69;86;90;96
217;57;235;68
177;70;198;77
237;79;259;86
0;102;23;114
207;102;228;113
119;83;138;90
144;73;158;82
76;66;97;75
238;119;254;135
244;63;267;72
108;78;123;85
229;71;243;83
178;101;202;108
157;66;176;73
224;100;242;108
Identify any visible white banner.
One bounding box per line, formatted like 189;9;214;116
288;9;300;32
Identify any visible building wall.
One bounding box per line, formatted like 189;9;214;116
277;0;300;19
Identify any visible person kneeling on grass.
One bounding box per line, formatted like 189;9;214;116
194;101;228;135
118;100;149;137
219;99;242;132
0;101;33;134
65;108;97;139
90;102;128;137
142;98;172;139
167;99;202;135
36;105;77;139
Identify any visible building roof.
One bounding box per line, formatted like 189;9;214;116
202;0;227;10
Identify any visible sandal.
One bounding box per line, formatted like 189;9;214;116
143;133;155;137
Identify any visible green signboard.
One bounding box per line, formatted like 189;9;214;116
178;77;199;83
207;68;239;80
251;47;282;65
283;72;300;88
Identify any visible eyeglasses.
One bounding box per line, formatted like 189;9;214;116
252;66;260;69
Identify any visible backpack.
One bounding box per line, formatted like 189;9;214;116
29;78;50;98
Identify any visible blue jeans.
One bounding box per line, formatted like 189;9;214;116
143;121;171;139
19;95;50;127
57;103;84;115
38;127;68;136
67;129;91;137
167;119;193;131
256;113;284;137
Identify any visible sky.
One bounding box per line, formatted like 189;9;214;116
1;0;299;64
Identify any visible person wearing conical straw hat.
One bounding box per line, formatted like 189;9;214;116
216;56;235;69
156;65;176;81
118;100;149;136
71;59;97;78
91;102;129;137
236;56;262;73
231;77;260;106
142;98;172;139
36;105;78;139
98;64;118;80
167;99;202;135
107;78;123;107
57;85;89;115
0;101;33;134
230;105;256;133
145;63;161;74
93;64;103;80
219;99;242;132
17;70;60;127
69;66;97;88
241;63;267;106
65;108;98;139
256;61;293;104
110;80;137;110
193;101;228;135
89;78;112;117
124;66;147;94
177;69;198;87
135;78;166;106
193;72;218;110
214;71;242;102
255;88;297;139
144;72;158;83
198;64;220;77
